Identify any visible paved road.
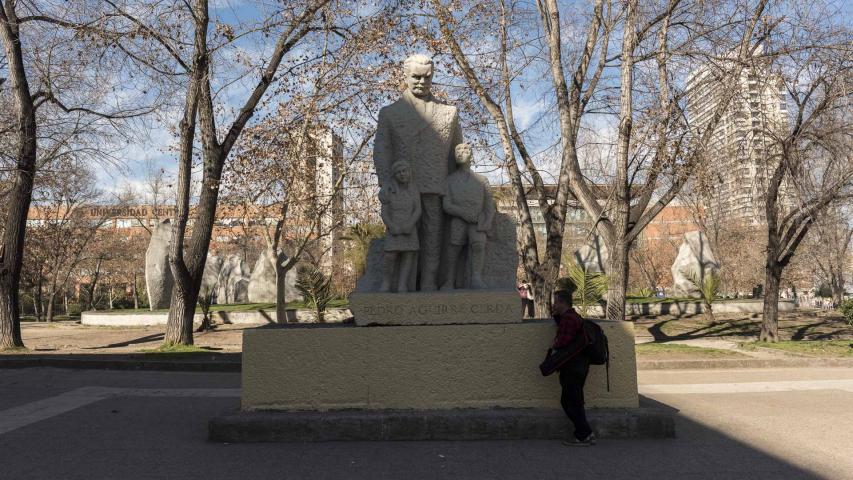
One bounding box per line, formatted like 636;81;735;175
1;367;851;479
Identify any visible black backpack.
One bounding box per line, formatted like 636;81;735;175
581;320;610;390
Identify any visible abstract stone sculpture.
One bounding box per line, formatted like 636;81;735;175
145;219;173;310
670;231;720;297
574;235;609;273
218;254;251;304
200;254;223;302
248;248;300;304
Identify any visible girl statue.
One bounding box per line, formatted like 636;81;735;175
379;161;421;292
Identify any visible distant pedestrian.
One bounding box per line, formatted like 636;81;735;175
551;287;595;446
518;280;534;318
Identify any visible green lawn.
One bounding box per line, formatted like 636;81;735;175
740;340;853;357
627;296;765;304
636;342;746;357
86;299;349;315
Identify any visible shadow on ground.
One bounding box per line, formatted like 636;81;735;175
0;367;830;479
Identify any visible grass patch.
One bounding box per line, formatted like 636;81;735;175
627;296;766;304
636;342;745;357
85;298;349;315
740;340;853;357
141;344;216;354
86;299;350;315
0;346;29;354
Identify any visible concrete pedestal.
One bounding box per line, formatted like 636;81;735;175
240;320;638;411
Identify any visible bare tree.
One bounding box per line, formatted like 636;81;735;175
22;163;108;321
0;2;151;348
809;205;853;305
428;0;771;320
757;48;852;341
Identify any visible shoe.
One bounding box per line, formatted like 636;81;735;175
562;433;596;447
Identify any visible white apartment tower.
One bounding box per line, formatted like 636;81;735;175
686;51;790;223
291;126;344;275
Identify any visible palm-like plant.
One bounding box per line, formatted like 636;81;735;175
296;265;333;323
559;263;608;317
684;269;721;323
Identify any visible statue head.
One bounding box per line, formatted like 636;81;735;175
454;143;472;166
403;54;433;98
391;160;412;184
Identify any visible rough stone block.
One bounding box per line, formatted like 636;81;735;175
145;220;173;310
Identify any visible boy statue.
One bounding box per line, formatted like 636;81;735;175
441;143;495;290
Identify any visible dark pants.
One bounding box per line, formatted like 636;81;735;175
521;298;534;318
559;357;592;441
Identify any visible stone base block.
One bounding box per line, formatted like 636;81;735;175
241;320;637;411
209;407;674;442
349;290;519;326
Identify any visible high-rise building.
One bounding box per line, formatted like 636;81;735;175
686;50;790;223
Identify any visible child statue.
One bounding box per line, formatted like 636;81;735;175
441;143;495;290
379;161;422;292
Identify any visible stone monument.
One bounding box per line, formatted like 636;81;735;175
574;235;609;273
373;53;463;292
349;54;518;326
670;231;720;297
213;54;648;443
218;254;251;304
200;254;223;302
144;219;173;310
248;248;299;304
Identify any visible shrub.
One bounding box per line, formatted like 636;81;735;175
559;263;608;317
840;299;853;326
296;265;333;322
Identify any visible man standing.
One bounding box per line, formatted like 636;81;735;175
373;54;463;291
551;288;596;446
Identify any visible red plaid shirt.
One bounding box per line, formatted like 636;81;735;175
552;307;584;349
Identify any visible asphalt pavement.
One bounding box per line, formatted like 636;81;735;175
1;367;851;479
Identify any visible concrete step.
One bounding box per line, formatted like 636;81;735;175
209;407;675;442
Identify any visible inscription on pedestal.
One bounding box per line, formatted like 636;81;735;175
350;290;520;326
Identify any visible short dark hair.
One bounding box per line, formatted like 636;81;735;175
553;289;573;306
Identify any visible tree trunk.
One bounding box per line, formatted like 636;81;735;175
165;285;197;345
63;292;68;316
0;2;37;349
760;262;782;342
830;271;844;307
108;284;114;310
275;251;291;323
0;275;24;349
703;299;716;324
34;281;43;321
88;257;102;311
132;273;139;310
531;275;552;319
605;240;630;322
46;291;56;323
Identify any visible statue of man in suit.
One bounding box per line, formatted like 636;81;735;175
374;54;463;291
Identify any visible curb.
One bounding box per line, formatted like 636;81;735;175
0;355;241;372
209;407;675;442
638;357;853;370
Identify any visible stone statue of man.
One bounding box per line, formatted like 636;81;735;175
373;54;464;291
